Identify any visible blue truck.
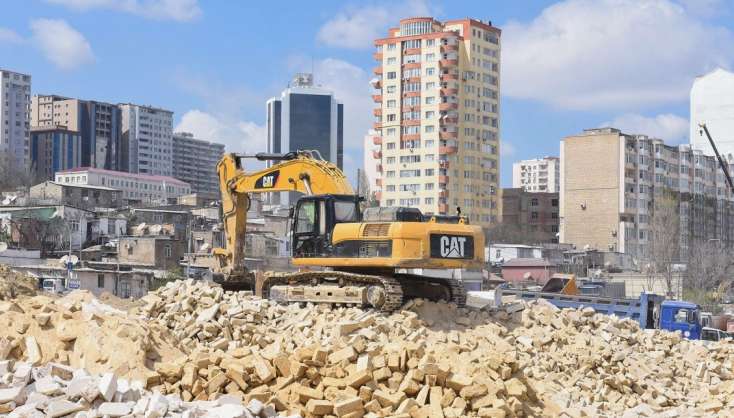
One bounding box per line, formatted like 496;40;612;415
496;286;703;339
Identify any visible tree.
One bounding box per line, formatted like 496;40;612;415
0;157;36;191
646;194;681;297
686;239;733;301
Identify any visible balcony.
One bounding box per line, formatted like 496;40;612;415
439;102;458;111
403;47;421;55
439;203;448;214
439;175;449;183
373;66;383;75
375;163;383;172
439;160;450;169
373;136;382;145
402;119;420;126
375;178;382;186
401;104;420;112
441;116;458;125
440;72;459;81
370;79;381;89
440;44;458;53
439;59;458;67
439;190;449;199
375;191;382;201
372;94;382;102
373;150;382;159
439;145;458;154
402;91;421;98
439;131;458;140
402;62;421;70
373;122;382;129
373;108;382;116
440;88;458;96
373;52;383;61
402;133;420;141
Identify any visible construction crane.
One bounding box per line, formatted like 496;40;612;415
211;150;484;311
699;123;734;193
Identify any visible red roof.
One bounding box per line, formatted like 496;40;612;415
56;167;189;186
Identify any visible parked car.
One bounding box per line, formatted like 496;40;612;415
700;327;731;345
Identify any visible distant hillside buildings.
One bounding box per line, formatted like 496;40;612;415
0;69;31;174
512;157;560;193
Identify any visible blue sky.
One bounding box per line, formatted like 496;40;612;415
2;0;733;186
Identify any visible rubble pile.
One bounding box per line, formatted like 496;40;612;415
0;291;184;383
0;361;293;417
2;277;734;416
0;265;37;300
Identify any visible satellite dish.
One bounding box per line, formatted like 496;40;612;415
135;223;148;234
8;196;16;203
200;243;210;252
69;255;79;265
59;255;69;265
1;198;9;206
0;242;7;252
149;224;163;235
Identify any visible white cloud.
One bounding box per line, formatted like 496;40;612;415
46;0;201;22
317;0;433;49
602;113;689;143
0;28;23;44
30;19;94;71
175;110;266;154
503;0;734;109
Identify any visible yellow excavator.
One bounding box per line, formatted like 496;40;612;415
211;150;484;311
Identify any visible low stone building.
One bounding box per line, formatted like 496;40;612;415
29;181;122;209
117;236;186;270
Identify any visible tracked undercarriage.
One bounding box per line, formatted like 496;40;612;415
260;270;466;311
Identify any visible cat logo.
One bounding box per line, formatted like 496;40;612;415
255;170;280;189
430;234;474;259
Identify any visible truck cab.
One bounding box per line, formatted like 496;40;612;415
659;300;702;340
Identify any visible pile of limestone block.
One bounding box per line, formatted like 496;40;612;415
0;360;295;417
137;280;734;417
4;276;734;417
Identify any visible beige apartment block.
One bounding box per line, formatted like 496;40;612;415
561;128;734;261
369;17;501;227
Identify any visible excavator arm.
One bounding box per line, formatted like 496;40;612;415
213;151;353;282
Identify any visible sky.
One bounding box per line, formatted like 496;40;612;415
1;0;733;187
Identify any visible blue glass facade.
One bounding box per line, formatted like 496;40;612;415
30;129;81;180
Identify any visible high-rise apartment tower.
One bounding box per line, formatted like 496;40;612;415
0;69;31;174
370;17;501;227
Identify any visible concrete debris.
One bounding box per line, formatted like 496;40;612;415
1;278;734;416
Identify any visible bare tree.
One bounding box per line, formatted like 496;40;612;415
646;194;681;297
0;158;36;191
687;239;733;298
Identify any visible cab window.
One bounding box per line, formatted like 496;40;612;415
295;201;316;233
334;201;358;223
674;308;696;324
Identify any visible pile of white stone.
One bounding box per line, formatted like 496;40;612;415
1;360;297;418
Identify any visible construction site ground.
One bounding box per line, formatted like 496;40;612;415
0;265;733;417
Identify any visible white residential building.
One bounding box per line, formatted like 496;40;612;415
512;157;560;193
119;104;174;176
690;68;734;158
0;69;31;173
55;167;190;206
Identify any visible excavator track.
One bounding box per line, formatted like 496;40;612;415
262;271;404;312
261;271;466;311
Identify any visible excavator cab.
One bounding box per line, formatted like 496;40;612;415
292;194;361;257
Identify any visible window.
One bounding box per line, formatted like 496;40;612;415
530;198;538;206
164;245;172;257
425;82;436;90
386;128;396;136
387;57;397;65
386;171;395;178
531;212;538;220
425;67;435;76
425;197;434;204
425;140;435;148
386;185;395;192
387;100;396;108
551;199;559;207
387;114;396;122
97;274;105;288
386;142;396;150
334;201;358;222
386;157;396;164
425;111;435;119
425;39;435;47
425;183;434;190
387;43;396;51
295;201;316;233
425;53;436;62
387;72;397;80
425;96;435;105
386;85;396;94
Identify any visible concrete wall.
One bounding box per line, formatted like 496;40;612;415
561;132;621;252
29;182;122;209
607;272;683;299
